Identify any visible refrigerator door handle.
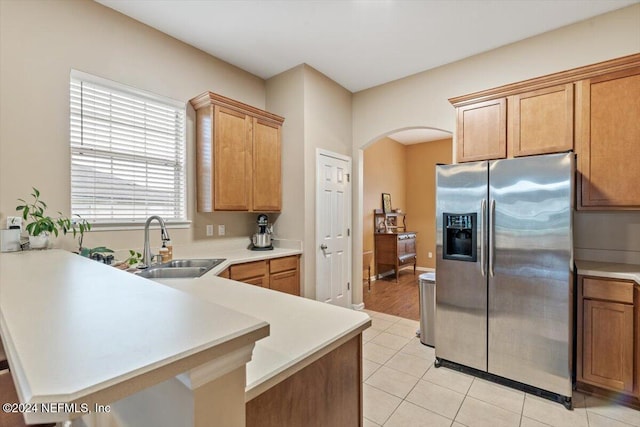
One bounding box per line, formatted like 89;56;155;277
489;199;496;277
480;199;486;277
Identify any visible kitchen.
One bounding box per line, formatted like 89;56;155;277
1;1;640;426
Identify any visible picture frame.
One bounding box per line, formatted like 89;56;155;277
382;193;392;213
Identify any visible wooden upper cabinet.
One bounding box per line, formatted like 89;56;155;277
190;92;284;212
576;67;640;209
509;84;574;157
456;98;507;162
252;118;282;212
214;106;252;211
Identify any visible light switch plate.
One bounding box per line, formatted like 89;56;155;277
206;225;214;236
218;225;225;236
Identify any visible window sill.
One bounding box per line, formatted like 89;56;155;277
87;221;191;232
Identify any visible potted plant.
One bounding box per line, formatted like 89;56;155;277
15;188;59;249
57;214;92;253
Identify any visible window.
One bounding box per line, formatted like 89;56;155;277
70;70;186;225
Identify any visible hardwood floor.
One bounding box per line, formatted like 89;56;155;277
362;268;419;321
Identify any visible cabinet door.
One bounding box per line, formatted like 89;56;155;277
457;98;506;162
577;67;640;209
510;84;573;157
252;119;281;212
214;106;252;211
582;299;634;393
270;270;299;295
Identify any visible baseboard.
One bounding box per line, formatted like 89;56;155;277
370;265;431;281
352;302;365;311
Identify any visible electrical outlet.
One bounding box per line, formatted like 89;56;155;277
428;252;433;258
218;225;225;236
206;224;214;236
7;217;22;230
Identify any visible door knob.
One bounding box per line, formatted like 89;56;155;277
320;244;328;250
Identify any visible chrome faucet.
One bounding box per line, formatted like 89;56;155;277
140;215;171;269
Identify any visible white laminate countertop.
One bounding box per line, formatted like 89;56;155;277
0;250;269;422
158;274;371;400
575;260;640;284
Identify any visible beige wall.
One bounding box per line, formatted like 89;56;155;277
302;66;353;299
405;138;452;269
265;65;352;298
265;66;306;242
363;137;452;272
351;4;640;306
363;138;407;257
0;0;265;252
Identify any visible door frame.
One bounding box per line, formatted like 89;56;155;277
315;148;353;308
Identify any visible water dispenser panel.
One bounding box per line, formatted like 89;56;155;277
443;213;477;262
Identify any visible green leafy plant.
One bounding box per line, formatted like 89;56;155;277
57;214;92;252
16;188;59;237
123;250;143;266
79;246;114;258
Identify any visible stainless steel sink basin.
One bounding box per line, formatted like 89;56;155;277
164;259;222;268
139;266;208;279
138;258;225;279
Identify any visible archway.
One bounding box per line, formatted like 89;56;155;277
353;126;453;313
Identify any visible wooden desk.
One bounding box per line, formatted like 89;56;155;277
374;232;417;282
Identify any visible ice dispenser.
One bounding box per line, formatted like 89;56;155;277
443;213;477;262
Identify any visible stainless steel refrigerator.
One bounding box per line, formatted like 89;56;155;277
435;152;574;408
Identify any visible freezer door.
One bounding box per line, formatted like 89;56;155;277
435;161;488;371
488;152;574;397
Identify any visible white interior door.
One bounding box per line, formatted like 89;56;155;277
316;150;352;308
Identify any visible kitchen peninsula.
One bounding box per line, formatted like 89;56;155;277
0;249;269;426
0;246;371;427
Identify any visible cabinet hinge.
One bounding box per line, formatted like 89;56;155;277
347;228;350;236
347;282;351;291
346;173;350;182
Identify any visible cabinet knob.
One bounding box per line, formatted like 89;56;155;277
320;244;328;250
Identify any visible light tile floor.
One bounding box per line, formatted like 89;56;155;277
362;309;640;427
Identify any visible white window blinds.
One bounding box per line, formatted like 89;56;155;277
70;71;186;224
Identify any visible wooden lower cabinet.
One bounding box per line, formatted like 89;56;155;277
246;335;362;427
582;299;634;393
578;276;639;399
223;255;301;296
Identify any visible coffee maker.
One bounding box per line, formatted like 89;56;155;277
251;214;273;250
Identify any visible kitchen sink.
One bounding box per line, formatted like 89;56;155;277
163;259;223;268
137;258;225;279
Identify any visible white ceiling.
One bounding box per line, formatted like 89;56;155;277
387;128;452;145
96;0;637;93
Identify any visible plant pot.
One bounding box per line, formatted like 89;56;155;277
29;233;49;249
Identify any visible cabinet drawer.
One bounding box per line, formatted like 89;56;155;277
230;260;268;281
583;277;634;304
244;275;268;287
270;256;298;274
